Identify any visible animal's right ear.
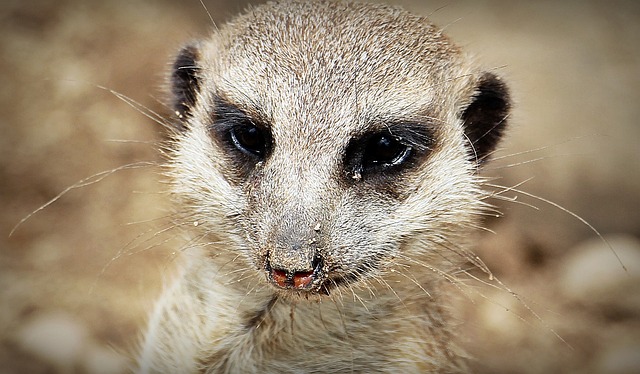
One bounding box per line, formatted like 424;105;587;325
460;72;510;164
171;43;202;127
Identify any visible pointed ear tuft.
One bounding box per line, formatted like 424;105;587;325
171;44;202;128
461;72;511;163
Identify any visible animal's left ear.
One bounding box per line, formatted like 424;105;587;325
460;72;511;164
171;43;202;129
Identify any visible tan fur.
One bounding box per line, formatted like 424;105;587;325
137;1;509;373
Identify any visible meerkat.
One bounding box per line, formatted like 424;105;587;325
137;1;510;373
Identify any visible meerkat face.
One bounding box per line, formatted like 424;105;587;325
168;1;509;296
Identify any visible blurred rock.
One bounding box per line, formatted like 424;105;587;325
81;344;129;374
14;311;88;372
595;339;640;374
13;311;128;374
559;234;640;312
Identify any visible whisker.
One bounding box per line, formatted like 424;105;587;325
10;161;156;237
485;183;626;272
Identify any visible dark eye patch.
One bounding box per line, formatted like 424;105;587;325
208;97;272;166
362;133;412;169
344;122;435;181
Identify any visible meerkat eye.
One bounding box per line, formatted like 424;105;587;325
362;133;411;169
210;98;271;162
344;129;420;180
230;123;267;158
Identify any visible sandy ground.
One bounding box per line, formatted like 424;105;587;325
1;0;639;373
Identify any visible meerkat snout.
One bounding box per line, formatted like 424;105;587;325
265;216;324;290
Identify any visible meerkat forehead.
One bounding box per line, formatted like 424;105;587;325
193;1;475;143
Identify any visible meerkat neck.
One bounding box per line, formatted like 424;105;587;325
139;254;464;373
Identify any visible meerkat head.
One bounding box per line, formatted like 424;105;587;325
167;1;509;297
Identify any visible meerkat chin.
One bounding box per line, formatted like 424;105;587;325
137;1;510;373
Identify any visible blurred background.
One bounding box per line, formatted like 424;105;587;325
1;0;639;372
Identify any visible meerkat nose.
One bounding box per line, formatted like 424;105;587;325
268;254;322;290
270;268;315;289
271;269;288;288
292;270;314;289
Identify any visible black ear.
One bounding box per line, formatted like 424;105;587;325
171;44;202;127
461;72;510;163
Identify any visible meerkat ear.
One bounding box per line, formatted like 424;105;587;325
460;72;511;163
171;43;202;127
